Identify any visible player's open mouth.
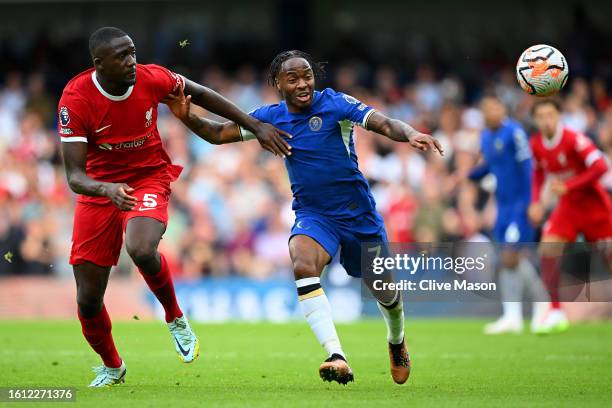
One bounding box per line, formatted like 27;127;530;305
296;92;311;103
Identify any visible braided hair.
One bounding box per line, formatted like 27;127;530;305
267;50;326;86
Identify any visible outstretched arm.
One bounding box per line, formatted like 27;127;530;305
365;111;443;155
182;78;291;156
163;87;245;145
183;116;242;145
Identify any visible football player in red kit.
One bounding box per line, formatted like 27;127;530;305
58;27;291;387
528;99;612;334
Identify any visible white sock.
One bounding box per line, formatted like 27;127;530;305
296;277;344;358
514;258;550;324
499;268;523;321
501;301;522;321
377;291;405;345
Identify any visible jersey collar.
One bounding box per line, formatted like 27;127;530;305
542;123;564;150
91;71;134;101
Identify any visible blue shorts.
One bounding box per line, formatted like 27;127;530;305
493;206;535;244
290;210;388;277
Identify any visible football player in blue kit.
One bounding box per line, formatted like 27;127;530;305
466;94;548;334
164;50;442;385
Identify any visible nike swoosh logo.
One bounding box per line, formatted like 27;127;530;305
137;207;156;212
174;336;191;357
95;124;112;133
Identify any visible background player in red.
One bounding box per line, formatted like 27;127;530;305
58;27;291;387
528;99;612;334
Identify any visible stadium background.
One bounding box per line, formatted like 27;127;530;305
0;0;611;321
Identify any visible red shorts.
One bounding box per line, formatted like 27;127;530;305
70;179;171;266
543;201;612;242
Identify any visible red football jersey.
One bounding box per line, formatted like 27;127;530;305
530;126;611;212
57;64;184;204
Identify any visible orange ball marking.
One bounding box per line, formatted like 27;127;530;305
528;59;550;77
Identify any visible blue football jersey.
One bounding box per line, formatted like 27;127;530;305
249;88;377;218
469;118;532;209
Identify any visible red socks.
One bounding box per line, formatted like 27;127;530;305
77;253;181;368
541;255;561;310
139;253;183;323
78;305;122;368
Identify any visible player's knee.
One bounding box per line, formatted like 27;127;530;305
539;235;568;257
293;259;319;280
76;291;104;318
500;250;519;269
126;239;158;266
539;241;564;258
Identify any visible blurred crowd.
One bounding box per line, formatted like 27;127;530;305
1;64;611;279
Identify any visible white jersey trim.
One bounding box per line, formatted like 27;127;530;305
60;136;88;143
361;108;376;128
177;74;186;90
542;124;564;150
585;150;602;167
91;71;134;101
239;126;256;141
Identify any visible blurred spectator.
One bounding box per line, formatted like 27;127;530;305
229;65;264;111
25;73;55;128
414;65;442;113
562;94;589;133
0;72;26;117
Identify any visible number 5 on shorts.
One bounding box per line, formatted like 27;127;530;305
143;193;158;208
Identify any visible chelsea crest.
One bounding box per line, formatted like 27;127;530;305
309;116;323;131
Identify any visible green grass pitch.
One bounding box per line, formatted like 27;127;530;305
0;319;610;407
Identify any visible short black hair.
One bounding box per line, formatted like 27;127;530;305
531;98;562;115
267;50;326;85
89;27;128;58
480;91;503;104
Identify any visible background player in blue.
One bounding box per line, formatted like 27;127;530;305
465;95;548;335
164;50;443;385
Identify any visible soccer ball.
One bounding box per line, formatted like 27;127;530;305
516;44;569;97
